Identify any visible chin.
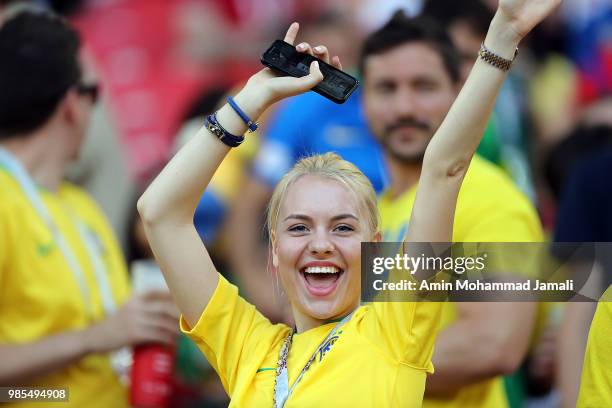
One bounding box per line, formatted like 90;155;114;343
385;141;427;164
306;302;343;320
389;148;426;164
301;292;358;323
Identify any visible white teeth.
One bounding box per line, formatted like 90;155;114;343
304;266;340;274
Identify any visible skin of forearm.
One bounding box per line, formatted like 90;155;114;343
423;13;520;179
426;303;535;396
138;87;265;225
426;323;503;396
558;302;597;408
426;323;516;396
0;329;91;386
407;14;522;245
137;84;275;325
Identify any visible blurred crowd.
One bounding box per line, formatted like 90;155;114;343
1;0;611;407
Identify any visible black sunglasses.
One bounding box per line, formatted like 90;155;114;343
75;82;100;104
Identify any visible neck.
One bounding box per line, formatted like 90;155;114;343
385;154;422;199
0;132;66;192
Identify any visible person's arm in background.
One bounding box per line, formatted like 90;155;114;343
553;157;604;408
0;291;179;386
426;205;540;395
559;301;597;407
426;302;536;395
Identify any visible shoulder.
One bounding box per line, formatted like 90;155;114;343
58;183;117;237
59;182;103;213
0;168;21;195
461;157;534;208
463;156;518;188
0;170;32;215
456;157;542;241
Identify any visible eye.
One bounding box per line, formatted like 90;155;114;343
334;224;355;233
375;80;395;94
288;224;309;233
414;80;438;92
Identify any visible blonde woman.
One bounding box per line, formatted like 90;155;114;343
138;1;560;405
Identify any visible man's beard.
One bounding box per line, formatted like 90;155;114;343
379;118;432;164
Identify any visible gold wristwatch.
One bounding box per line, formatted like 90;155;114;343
479;43;519;71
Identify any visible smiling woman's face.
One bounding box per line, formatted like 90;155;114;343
272;175;371;329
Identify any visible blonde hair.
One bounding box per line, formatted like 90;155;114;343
267;153;380;241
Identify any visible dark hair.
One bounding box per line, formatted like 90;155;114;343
0;11;81;138
358;11;460;83
544;124;612;199
422;0;494;38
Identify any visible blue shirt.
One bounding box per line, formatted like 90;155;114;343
251;90;388;192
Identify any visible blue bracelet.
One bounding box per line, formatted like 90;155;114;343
226;96;258;132
204;113;245;148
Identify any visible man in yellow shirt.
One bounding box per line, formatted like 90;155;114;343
360;13;543;407
578;287;612;408
0;11;178;407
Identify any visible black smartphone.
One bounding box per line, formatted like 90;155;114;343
261;39;359;104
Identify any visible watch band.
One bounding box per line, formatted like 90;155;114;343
204;113;245;148
479;43;518;71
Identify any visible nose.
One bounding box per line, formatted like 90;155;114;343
308;230;334;256
392;87;418;118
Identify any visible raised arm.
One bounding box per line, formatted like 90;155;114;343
406;0;561;243
137;24;330;326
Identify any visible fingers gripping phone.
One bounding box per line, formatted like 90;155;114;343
261;40;359;104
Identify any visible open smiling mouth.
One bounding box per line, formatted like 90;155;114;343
300;266;345;297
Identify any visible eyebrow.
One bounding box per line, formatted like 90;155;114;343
283;214;359;222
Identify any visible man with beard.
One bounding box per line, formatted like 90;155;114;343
361;12;543;408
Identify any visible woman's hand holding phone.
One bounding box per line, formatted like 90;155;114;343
230;23;342;123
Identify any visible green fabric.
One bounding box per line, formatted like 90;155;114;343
175;334;211;382
503;371;526;408
476;115;502;166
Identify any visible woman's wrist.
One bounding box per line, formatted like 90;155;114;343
214;83;270;137
485;12;523;60
232;83;271;121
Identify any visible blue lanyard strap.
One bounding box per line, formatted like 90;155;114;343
0;148;117;317
274;311;354;408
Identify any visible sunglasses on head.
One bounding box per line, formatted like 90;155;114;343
75;82;100;104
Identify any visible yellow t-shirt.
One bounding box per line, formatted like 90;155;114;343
0;170;130;408
181;274;442;407
577;287;612;408
378;156;543;408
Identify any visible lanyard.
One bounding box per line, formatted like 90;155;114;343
0;148;117;317
274;311;354;408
